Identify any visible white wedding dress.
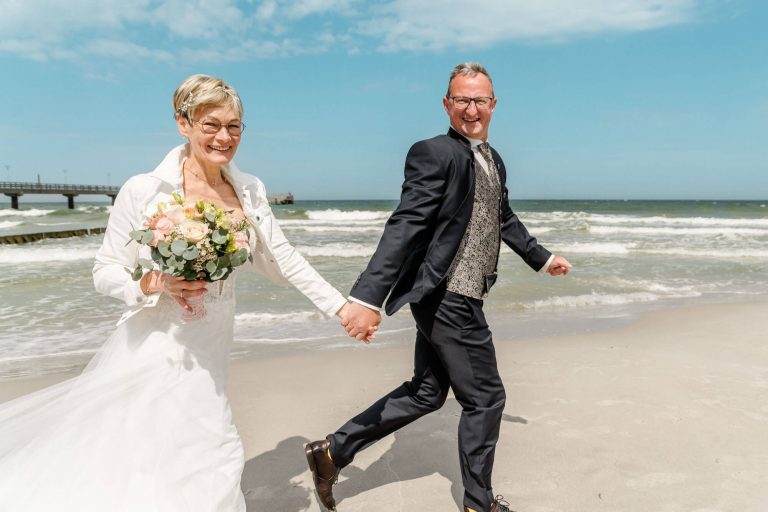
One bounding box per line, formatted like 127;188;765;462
0;277;246;511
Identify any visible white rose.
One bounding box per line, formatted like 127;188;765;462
179;220;209;243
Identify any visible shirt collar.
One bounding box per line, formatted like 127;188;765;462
448;125;486;148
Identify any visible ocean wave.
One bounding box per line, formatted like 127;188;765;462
554;243;636;255
526;290;701;310
278;218;386;226
0;221;23;229
234;310;327;325
297;243;377;258
523;211;768;228
642;248;768;259
0;208;55;218
285;225;384;233
306;209;392;221
2;246;98;264
589;226;766;236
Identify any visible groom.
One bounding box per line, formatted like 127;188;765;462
306;62;572;512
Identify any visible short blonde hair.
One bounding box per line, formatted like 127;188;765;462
172;74;243;121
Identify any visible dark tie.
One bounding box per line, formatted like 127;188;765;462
477;142;499;186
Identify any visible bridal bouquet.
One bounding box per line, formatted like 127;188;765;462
128;192;252;284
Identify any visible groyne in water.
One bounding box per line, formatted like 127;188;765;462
0;227;107;244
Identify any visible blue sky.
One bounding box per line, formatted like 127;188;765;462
1;0;766;200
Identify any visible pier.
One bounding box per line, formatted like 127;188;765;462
268;192;294;205
1;181;120;209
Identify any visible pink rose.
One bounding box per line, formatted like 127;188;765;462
154;216;176;235
233;230;249;250
165;205;186;225
149;230;166;247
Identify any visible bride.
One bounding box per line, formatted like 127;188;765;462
0;74;371;511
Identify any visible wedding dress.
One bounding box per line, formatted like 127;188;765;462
0;276;245;511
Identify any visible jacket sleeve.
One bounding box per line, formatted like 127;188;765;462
500;186;552;271
246;177;346;317
350;140;447;307
92;176;160;310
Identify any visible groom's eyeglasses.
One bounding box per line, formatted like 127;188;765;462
195;119;246;136
448;96;494;110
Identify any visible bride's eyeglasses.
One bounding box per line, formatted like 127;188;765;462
195;119;246;136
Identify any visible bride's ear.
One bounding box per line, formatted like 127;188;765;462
176;113;190;140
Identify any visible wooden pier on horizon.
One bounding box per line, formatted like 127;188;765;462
1;181;294;209
1;181;119;210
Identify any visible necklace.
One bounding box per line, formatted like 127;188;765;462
185;161;223;186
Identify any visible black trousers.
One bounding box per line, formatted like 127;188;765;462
328;289;506;511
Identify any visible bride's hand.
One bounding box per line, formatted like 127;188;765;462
141;271;207;312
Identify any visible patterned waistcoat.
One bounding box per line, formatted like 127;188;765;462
445;153;501;299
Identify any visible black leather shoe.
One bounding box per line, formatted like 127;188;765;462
463;495;515;512
305;439;340;511
491;495;514;512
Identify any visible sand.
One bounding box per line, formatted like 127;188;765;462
3;302;767;511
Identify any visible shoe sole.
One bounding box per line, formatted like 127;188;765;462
305;443;336;511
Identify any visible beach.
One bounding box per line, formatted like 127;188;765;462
3;301;767;511
2;199;767;510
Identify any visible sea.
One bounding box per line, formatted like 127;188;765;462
1;199;767;379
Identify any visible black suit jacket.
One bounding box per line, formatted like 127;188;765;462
351;128;552;316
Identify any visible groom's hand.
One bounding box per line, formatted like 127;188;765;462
340;302;380;344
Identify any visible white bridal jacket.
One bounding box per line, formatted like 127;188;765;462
93;144;346;325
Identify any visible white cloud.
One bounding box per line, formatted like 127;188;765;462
358;0;698;51
0;0;701;63
283;0;359;19
149;0;248;38
81;39;173;61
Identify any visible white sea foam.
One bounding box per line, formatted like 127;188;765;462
296;243;377;258
285;225;384;233
234;311;327;325
526;290;701;310
589;226;766;236
306;209;392;221
76;205;111;213
2;246;98;263
554;242;636;255
0;221;23;229
641;248;768;259
278;218;385;226
0;208;55;218
524;211;768;228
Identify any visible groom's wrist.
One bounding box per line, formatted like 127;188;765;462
347;296;380;312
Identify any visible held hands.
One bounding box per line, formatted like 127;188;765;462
336;302;380;344
141;271;207;312
546;255;573;276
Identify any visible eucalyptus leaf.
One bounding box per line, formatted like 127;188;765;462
130;266;144;281
205;211;216;223
231;249;247;267
171;239;188;256
218;255;230;268
211;229;228;245
129;229;147;242
182;245;199;261
205;260;217;273
138;258;154;269
140;230;154;245
157;241;172;257
210;267;228;281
